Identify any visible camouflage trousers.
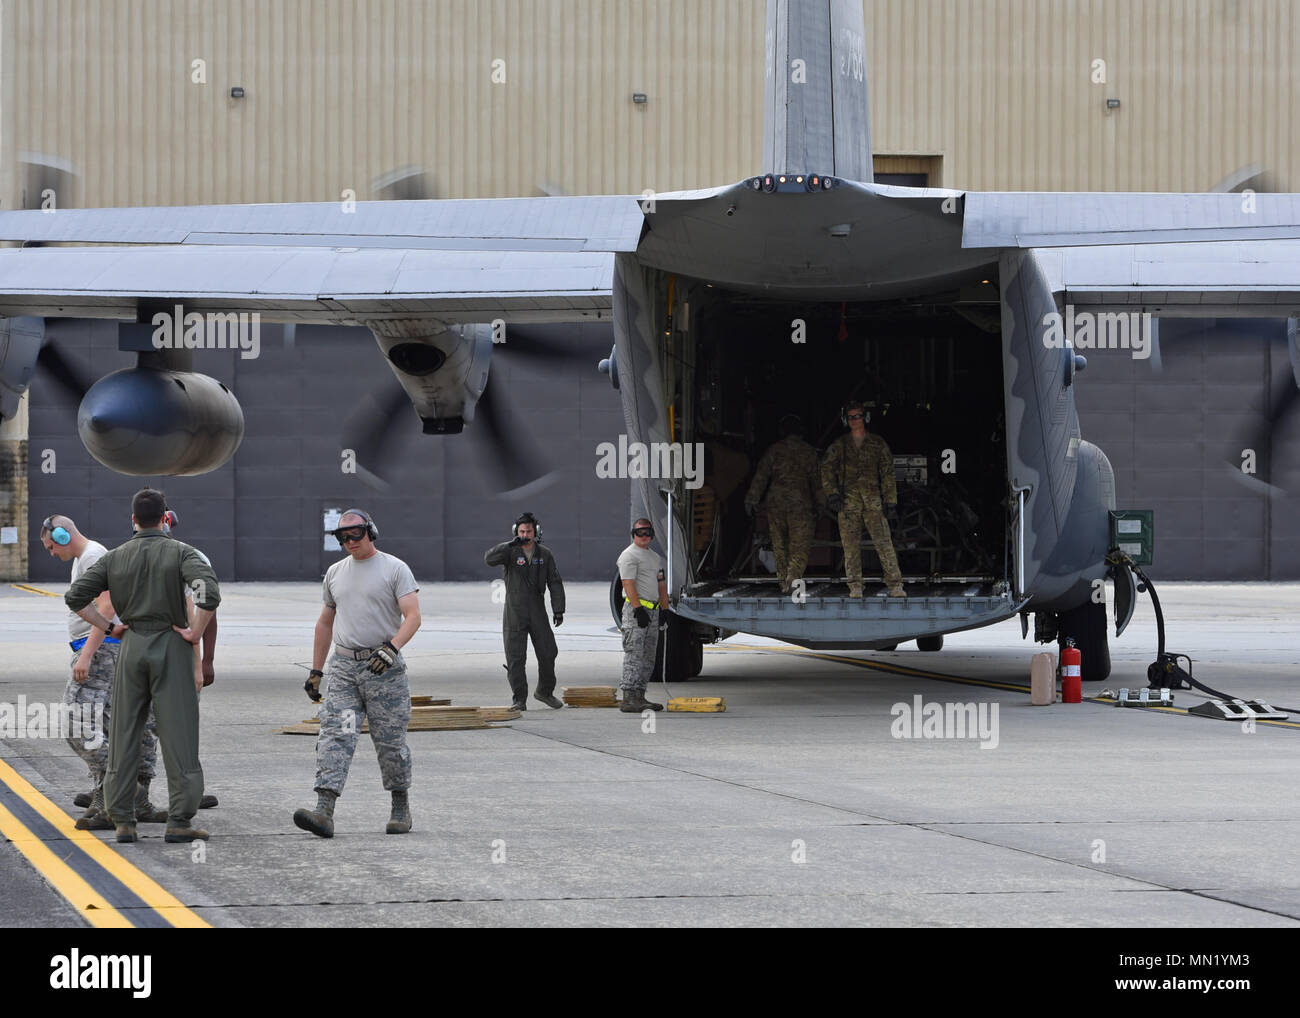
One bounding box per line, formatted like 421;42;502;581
837;491;902;588
767;504;814;588
62;644;158;784
314;652;412;796
620;602;659;693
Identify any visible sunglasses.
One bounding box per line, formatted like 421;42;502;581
632;527;654;538
334;528;368;544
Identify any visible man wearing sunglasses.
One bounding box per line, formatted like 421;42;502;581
616;519;669;712
821;400;906;599
294;509;421;838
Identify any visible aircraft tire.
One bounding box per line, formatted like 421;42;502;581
687;637;704;678
916;635;944;652
1058;600;1111;681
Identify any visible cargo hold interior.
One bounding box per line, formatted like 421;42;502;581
667;278;1013;600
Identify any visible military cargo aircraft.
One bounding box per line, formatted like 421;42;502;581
4;0;1300;683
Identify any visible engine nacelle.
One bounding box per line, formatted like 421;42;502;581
77;367;245;475
369;319;492;434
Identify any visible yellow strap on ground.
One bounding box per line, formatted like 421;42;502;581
0;757;211;928
718;643;1031;693
11;582;61;597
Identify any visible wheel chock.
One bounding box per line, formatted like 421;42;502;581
667;697;726;713
1187;698;1288;722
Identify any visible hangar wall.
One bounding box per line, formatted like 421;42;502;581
4;0;1299;209
5;1;1300;579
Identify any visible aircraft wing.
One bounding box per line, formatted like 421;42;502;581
0;245;617;323
963;192;1300;248
1028;240;1300;317
0;196;644;251
0;195;645;323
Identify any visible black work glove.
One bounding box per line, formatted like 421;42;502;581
633;605;650;628
553;612;564;627
827;493;845;514
305;669;323;702
367;640;399;675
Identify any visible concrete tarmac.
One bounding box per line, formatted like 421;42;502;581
2;580;1298;928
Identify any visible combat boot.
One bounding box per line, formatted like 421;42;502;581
74;785;114;831
848;583;864;598
620;688;664;713
199;794;219;809
293;790;337;839
533;692;564;709
134;780;169;823
73;790;93;809
165;824;210;842
887;585;907;598
386;790;412;834
115;823;138;843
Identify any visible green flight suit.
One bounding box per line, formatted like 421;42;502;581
484;539;566;701
65;528;220;826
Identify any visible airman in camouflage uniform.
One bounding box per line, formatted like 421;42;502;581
294;509;422;838
617;519;670;712
745;415;821;594
821;401;906;598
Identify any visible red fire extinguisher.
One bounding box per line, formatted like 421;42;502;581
1061;638;1082;703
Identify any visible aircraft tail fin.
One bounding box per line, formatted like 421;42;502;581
763;0;873;182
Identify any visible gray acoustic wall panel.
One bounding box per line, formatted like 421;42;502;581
27;319;628;583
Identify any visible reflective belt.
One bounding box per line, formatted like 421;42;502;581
69;636;121;651
637;599;660;610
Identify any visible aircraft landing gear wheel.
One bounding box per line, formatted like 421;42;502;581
916;635;944;652
1058;600;1111;682
687;637;704;678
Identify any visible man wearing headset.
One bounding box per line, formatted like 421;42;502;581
484;511;567;711
821;400;906;598
39;514;140;829
617;518;669;713
294;509;421;839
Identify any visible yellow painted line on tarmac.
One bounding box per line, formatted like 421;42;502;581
0;799;133;928
0;757;211;928
11;582;61;597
